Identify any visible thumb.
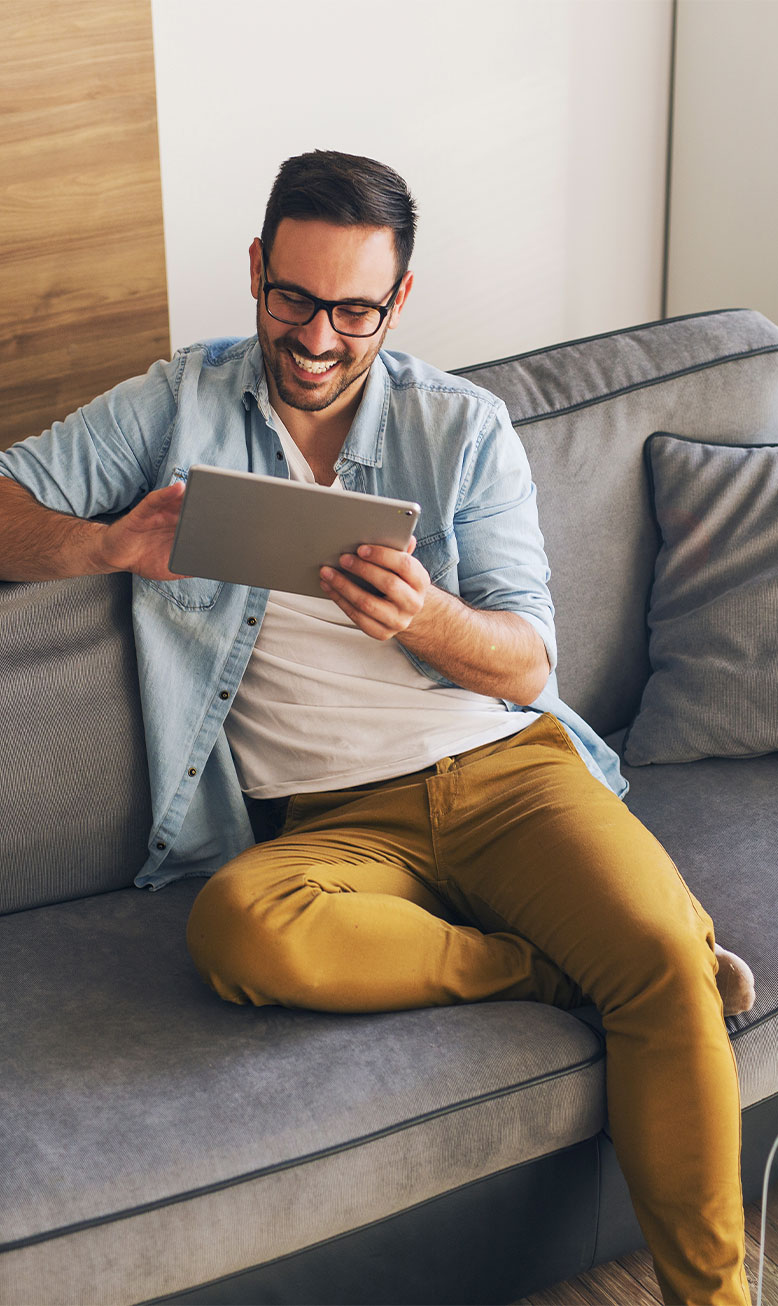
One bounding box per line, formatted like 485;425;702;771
143;481;187;511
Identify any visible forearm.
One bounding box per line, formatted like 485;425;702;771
0;477;186;582
0;479;109;580
396;586;551;705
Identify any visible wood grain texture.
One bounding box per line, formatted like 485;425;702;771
517;1200;778;1305
0;0;169;449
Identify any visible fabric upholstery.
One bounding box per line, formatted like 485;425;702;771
0;573;151;913
0;881;605;1305
456;309;778;735
624;434;778;764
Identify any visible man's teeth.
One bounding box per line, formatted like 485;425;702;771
290;350;337;375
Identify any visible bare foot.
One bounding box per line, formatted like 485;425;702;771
715;945;755;1016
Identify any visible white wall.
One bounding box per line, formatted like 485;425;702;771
666;0;778;324
151;0;673;369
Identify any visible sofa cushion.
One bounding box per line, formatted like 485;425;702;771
624;435;778;764
0;880;605;1306
0;573;152;914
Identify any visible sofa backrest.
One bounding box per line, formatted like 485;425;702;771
3;309;777;914
0;572;152;913
457;308;778;735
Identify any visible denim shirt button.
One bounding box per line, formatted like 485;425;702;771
187;767;197;777
156;841;166;850
219;690;230;700
247;617;257;626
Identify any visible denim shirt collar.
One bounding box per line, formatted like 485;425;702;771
240;338;391;470
239;339;269;417
337;355;391;470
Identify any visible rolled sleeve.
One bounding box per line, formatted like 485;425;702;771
0;357;181;518
455;401;557;671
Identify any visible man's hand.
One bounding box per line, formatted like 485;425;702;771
0;477;189;583
96;482;190;580
320;538;550;705
319;540;430;640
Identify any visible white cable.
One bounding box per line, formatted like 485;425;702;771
756;1133;778;1306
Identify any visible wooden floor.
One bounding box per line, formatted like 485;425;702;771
517;1201;778;1305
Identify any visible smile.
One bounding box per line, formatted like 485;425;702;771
289;350;339;376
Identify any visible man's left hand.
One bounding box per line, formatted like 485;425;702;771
319;541;431;640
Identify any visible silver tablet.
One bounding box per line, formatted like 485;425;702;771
168;465;421;598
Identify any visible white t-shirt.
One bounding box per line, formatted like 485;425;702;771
225;410;532;798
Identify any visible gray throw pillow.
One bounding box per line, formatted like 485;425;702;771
623;433;778;765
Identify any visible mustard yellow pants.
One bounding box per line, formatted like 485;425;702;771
187;714;750;1305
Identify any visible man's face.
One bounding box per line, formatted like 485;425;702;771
250;218;411;414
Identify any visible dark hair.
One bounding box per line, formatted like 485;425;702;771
261;150;417;277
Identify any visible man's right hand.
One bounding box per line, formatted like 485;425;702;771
0;477;189;583
96;482;190;580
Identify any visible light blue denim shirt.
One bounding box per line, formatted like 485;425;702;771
0;337;626;888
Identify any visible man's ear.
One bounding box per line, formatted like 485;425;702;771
249;238;264;300
388;271;413;329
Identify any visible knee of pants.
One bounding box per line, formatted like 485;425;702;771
595;911;717;1018
186;866;330;1008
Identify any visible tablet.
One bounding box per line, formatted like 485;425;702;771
168;465;421;597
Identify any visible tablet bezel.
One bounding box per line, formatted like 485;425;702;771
168;465;421;598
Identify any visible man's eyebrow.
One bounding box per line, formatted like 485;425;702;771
268;273;384;307
269;274;314;295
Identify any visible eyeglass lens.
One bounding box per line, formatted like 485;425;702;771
266;289;382;337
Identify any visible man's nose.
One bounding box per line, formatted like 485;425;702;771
295;308;342;356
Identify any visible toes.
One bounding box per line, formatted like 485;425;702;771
714;945;756;1016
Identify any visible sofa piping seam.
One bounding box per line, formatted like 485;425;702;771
1;1046;605;1254
136;1137;601;1306
452;307;767;374
506;345;778;428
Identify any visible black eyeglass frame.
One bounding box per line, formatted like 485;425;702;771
261;265;405;338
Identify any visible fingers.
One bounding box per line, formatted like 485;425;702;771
318;581;399;640
131;481;186;524
101;482;189;579
319;545;430;639
353;543;424;583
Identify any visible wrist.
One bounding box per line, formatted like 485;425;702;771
396;585;454;651
82;521;117;575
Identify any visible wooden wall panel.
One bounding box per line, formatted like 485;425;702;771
0;0;170;450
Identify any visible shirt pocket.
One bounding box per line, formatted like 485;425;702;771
413;529;460;592
138;576;224;612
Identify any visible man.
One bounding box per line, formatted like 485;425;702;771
0;151;752;1304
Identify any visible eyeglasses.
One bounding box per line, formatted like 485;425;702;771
262;266;404;338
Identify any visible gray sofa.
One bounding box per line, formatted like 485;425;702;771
2;308;777;1306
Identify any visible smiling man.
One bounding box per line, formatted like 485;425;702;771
254;225;406;411
250;219;410;486
0;151;752;1305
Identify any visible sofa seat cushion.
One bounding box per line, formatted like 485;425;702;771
0;881;605;1306
608;734;778;1108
